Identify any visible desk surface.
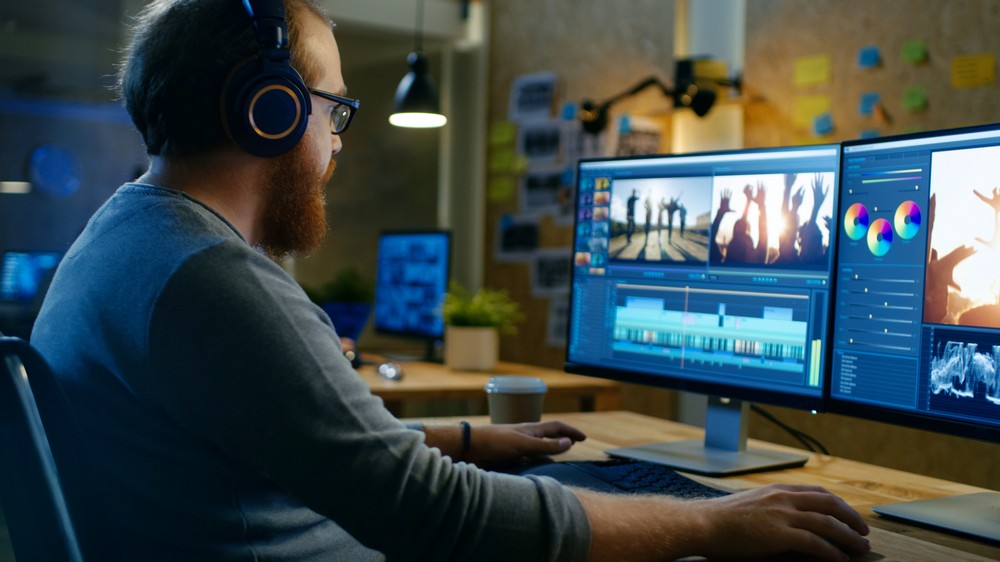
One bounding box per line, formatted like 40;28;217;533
357;360;621;410
415;410;1000;561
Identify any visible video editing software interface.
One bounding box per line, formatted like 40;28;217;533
373;230;451;340
567;146;840;407
831;125;1000;440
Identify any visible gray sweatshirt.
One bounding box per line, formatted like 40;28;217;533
32;183;590;561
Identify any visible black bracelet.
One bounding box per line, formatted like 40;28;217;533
459;420;471;460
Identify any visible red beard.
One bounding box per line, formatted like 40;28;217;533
258;144;334;259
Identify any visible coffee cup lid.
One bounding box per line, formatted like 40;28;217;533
485;375;547;394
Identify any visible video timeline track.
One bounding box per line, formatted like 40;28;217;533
609;283;823;387
614;328;806;362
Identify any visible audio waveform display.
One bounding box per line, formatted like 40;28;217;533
930;341;1000;405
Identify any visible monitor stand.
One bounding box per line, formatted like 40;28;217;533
606;396;808;476
873;492;1000;543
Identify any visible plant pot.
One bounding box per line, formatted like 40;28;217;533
444;326;499;371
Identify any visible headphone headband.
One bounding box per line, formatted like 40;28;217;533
243;0;289;56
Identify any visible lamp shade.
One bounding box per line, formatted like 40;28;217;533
389;52;447;128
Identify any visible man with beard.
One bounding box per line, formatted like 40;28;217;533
31;1;871;560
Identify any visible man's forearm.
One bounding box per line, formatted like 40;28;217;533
573;488;702;561
420;423;465;460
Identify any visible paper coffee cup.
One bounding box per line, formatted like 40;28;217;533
484;376;547;424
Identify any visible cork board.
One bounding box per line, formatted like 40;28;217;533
744;0;1000;488
746;0;1000;147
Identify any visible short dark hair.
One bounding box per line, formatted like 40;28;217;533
117;0;331;157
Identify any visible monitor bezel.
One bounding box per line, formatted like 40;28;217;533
828;121;1000;445
372;228;452;341
563;144;841;414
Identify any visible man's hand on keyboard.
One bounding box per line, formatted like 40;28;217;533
692;483;870;561
574;482;870;561
466;421;587;470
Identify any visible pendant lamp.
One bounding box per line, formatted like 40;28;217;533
389;0;447;128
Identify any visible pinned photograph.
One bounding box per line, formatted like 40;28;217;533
508;71;557;122
517;119;562;165
531;248;572;297
495;213;540;262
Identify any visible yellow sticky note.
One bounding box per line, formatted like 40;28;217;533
952;53;996;88
488;176;515;203
489;149;516;174
794;55;831;88
489;121;517;146
513;156;529;174
793;96;831;128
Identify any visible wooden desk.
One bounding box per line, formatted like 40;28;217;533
414;410;1000;561
357;360;621;415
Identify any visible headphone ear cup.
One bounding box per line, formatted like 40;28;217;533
222;58;311;158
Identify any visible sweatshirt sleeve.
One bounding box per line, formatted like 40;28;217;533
145;242;591;561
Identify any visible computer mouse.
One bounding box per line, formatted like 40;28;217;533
377;361;404;381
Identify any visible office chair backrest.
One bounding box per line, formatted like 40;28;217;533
0;336;86;561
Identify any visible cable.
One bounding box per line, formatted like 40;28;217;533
750;404;830;456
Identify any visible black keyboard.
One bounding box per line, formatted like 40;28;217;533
515;458;730;498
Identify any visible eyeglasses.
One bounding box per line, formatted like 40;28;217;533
308;88;360;135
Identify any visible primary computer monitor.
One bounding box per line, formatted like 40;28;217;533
373;230;451;361
566;144;841;475
830;123;1000;542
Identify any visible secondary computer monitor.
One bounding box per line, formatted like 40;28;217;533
565;144;841;475
373;230;451;361
830;123;1000;542
0;251;61;305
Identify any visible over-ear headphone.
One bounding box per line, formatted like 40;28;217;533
221;0;311;157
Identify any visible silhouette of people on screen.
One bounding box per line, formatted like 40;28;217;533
710;188;734;262
657;197;666;235
798;174;829;263
664;196;680;242
775;173;804;265
644;194;653;240
626;189;639;243
724;183;768;264
973;187;1000;252
924;191;988;325
679;204;687;238
768;173;832;266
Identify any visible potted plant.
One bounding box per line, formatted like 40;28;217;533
302;267;375;343
441;282;523;371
